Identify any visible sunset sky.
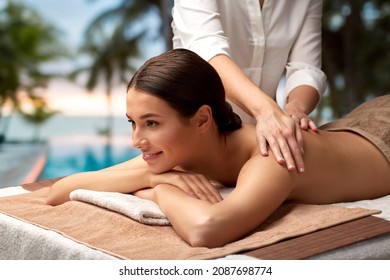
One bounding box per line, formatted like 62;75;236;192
18;0;165;116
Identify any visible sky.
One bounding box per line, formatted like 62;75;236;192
17;0;166;116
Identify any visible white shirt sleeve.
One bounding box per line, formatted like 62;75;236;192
281;0;327;107
172;0;328;110
172;0;231;62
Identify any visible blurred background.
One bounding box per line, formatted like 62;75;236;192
0;0;389;186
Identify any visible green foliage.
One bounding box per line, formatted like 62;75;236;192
322;0;390;117
0;0;67;140
18;96;58;142
74;0;166;89
19;97;58;125
70;0;166;136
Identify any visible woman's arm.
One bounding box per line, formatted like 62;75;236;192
154;153;294;248
46;155;152;206
46;155;223;206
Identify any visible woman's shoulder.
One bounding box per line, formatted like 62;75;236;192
240;124;257;136
229;124;259;155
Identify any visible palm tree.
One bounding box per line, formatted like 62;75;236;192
19;96;58;142
0;0;67;143
70;0;172;137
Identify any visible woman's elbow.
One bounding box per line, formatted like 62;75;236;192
45;197;56;206
187;234;220;248
45;180;70;206
45;188;66;206
184;214;226;248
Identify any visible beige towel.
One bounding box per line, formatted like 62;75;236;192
320;94;390;163
0;187;381;260
70;189;170;226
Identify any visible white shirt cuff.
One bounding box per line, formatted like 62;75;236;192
280;62;327;108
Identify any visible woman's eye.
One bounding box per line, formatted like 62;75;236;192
146;120;158;127
127;119;135;128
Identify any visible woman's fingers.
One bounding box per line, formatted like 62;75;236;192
159;171;223;203
184;174;223;203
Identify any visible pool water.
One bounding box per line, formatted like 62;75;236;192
38;135;141;180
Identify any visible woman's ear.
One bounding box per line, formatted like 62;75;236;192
193;105;212;132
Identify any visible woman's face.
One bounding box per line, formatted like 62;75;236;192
126;88;198;173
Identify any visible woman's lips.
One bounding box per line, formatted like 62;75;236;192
142;152;162;163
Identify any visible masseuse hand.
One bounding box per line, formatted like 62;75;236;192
256;103;305;173
284;102;318;132
151;171;223;203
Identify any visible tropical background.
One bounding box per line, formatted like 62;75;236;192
0;0;389;185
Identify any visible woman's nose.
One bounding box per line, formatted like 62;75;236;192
132;130;147;149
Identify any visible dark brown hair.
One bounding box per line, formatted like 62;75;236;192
127;48;242;133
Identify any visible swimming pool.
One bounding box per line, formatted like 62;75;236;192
38;135;141;180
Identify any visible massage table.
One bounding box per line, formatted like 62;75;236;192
1;178;390;260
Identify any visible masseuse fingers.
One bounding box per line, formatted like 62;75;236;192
276;137;296;171
258;135;269;156
266;136;285;165
293;125;305;172
288;115;305;153
278;127;304;172
298;117;309;131
294;121;305;155
292;114;318;133
308;119;318;131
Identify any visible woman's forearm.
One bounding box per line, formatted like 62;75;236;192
154;184;253;248
285;85;320;115
154;184;216;246
46;167;152;206
209;54;273;118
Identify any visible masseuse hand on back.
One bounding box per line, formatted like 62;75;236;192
210;55;319;173
260;85;321;172
255;99;305;172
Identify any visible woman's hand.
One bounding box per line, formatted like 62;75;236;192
150;171;223;203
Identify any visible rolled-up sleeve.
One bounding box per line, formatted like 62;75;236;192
283;62;327;103
281;0;327;106
172;0;231;62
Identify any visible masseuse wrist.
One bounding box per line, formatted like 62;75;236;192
284;99;307;115
253;94;281;122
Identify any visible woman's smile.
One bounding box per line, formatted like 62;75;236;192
142;151;163;163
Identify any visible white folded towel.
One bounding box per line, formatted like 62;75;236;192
70;186;234;226
70;189;170;226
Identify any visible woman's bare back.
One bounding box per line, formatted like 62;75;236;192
288;130;390;204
